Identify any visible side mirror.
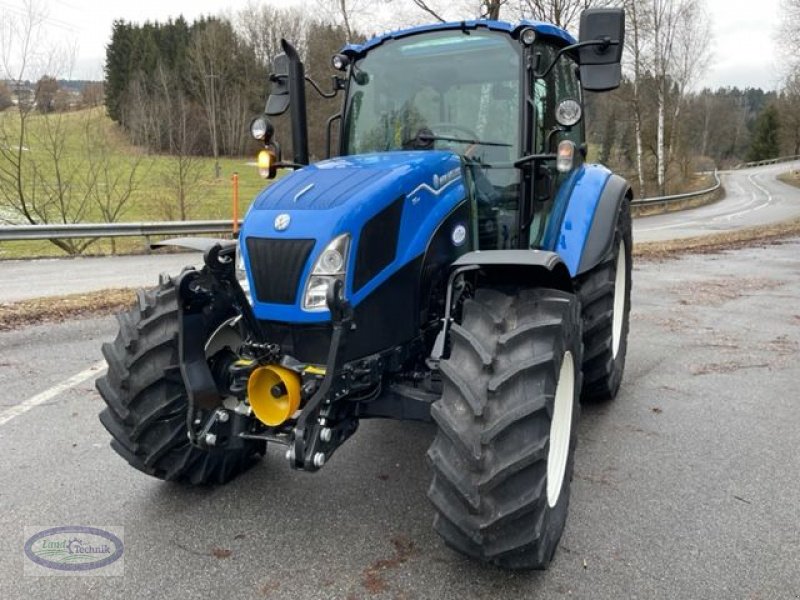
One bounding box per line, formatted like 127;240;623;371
578;8;625;92
266;53;290;116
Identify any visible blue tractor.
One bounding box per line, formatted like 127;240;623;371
97;9;631;569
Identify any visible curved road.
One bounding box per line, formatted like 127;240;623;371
1;162;799;302
634;161;800;242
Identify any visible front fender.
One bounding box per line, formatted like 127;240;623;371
577;174;631;275
451;249;572;292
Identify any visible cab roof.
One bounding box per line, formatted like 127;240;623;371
342;19;576;57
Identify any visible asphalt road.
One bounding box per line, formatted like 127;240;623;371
2;163;800;303
1;238;799;598
635;161;800;242
0;252;204;303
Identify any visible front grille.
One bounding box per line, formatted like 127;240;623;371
246;238;315;304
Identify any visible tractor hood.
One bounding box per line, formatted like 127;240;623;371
239;151;468;324
251;151;461;212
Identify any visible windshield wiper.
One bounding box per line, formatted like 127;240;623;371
416;132;512;147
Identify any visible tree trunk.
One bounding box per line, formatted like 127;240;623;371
657;81;666;195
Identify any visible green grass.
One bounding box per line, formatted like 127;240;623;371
0;108;272;259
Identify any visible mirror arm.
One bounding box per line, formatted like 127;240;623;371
304;76;340;99
533;38;619;79
514;153;556;169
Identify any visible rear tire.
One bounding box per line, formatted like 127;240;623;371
96;277;264;484
427;287;582;570
575;199;632;402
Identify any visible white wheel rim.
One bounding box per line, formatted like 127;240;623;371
612;241;626;360
547;351;575;508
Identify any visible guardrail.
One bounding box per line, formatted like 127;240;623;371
735;154;800;169
0;171;724;243
0;219;240;241
630;170;721;206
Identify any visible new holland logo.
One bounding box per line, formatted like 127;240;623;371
274;213;291;231
433;167;460;190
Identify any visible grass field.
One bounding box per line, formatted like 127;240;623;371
0;108;272;259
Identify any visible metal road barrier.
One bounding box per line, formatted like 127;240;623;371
0;220;241;242
630;170;721;206
735;154;800;169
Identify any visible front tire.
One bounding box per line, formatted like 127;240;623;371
427;287;582;569
96;277;264;484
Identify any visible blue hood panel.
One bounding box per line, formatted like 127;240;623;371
240;151;467;323
252;152;458;211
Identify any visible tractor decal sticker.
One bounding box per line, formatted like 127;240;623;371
408;167;462;205
293;183;315;203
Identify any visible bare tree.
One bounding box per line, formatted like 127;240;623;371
314;0;388;41
236;3;309;66
84;111;148;252
644;0;712;194
0;0;98;253
780;0;800;68
518;0;610;31
155;63;202;221
623;0;647;194
778;69;800;156
80;82;104;108
188;21;233;179
411;0;447;21
666;0;711;166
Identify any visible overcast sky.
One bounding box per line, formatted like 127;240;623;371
2;0;784;90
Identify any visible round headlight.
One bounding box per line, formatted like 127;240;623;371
555;99;582;127
250;116;269;141
520;28;537;46
317;249;344;274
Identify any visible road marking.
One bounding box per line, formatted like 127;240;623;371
638;169;779;233
747;173;773;203
0;361;107;426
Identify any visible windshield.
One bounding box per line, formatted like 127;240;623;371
342;30;522;250
343;30;520;175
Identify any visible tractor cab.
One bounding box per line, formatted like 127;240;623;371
254;13;624;254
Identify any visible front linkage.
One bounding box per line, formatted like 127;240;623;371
175;242;366;472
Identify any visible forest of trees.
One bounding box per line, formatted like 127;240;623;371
98;0;800;198
103;9;354;171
